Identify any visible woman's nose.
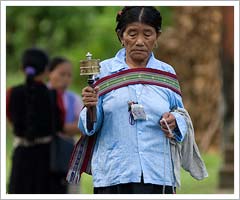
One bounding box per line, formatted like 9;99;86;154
136;36;144;46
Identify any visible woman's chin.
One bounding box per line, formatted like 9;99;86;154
131;54;149;63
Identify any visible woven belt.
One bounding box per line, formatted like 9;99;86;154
13;135;53;147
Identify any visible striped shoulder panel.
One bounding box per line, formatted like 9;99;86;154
94;68;181;96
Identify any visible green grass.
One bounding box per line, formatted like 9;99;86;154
6;122;14;191
80;174;93;194
177;153;221;194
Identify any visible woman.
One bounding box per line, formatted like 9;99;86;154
48;57;83;193
68;6;207;194
7;48;64;193
48;57;83;137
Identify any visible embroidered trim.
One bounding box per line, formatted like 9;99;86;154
94;68;181;96
66;135;96;184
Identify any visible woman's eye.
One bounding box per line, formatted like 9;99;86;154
128;32;137;37
144;32;152;37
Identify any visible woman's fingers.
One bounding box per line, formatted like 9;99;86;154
82;87;94;93
161;126;174;138
82;86;99;107
160;112;177;136
161;120;176;130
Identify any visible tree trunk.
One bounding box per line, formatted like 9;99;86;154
218;6;234;190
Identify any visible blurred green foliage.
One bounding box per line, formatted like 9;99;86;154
6;6;172;91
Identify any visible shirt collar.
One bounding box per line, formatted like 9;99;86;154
110;48;157;73
109;48;128;73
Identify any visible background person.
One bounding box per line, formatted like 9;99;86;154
48;57;83;193
6;48;64;194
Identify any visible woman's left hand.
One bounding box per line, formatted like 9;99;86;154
159;112;176;138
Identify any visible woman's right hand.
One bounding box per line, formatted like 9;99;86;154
82;86;99;108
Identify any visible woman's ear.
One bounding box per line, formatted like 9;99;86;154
117;30;123;45
156;30;162;39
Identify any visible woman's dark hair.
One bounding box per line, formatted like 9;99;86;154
21;48;50;140
22;48;49;84
115;6;162;41
48;57;69;72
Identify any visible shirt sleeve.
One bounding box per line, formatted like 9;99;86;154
169;90;188;143
78;96;103;136
171;111;187;142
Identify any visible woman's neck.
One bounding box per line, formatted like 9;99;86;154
125;56;149;69
48;81;66;92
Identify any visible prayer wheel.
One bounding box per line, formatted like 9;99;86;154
79;52;100;131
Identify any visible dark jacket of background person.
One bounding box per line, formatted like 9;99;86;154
6;48;65;194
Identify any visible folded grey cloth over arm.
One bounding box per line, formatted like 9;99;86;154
170;108;208;188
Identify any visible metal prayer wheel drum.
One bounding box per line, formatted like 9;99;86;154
79;52;100;131
79;52;100;76
79;59;100;75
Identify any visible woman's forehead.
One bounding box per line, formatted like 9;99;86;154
125;22;155;30
51;62;72;72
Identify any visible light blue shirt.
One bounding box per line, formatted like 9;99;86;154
63;90;83;123
78;48;187;188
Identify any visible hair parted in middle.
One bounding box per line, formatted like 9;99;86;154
115;6;162;42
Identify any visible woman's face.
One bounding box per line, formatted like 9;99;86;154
49;62;72;91
121;22;159;64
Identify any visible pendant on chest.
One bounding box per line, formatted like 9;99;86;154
128;101;147;125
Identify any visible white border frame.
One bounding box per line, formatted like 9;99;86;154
1;1;239;200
